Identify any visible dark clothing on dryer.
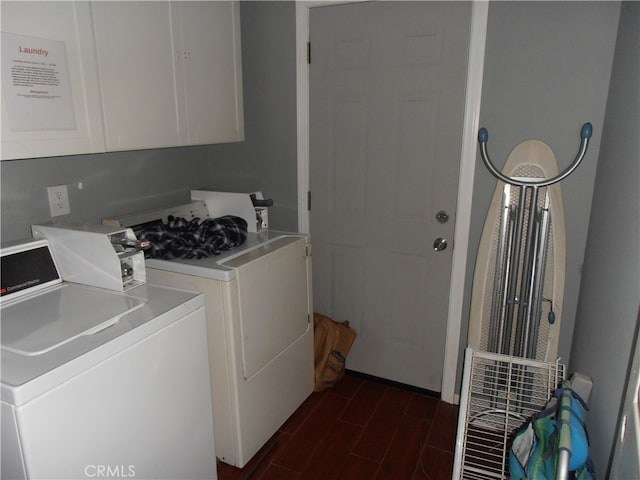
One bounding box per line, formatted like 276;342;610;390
140;215;247;259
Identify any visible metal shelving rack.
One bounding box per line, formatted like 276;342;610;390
453;348;565;479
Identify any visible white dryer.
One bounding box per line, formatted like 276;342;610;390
0;239;216;480
104;191;314;468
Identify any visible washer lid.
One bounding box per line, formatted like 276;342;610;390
1;284;146;356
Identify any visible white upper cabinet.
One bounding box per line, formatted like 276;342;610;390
91;2;180;150
173;2;244;145
1;2;106;160
92;1;244;151
1;1;244;160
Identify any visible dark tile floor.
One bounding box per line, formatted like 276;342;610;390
217;374;459;480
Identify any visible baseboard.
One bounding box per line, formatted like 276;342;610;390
345;369;441;399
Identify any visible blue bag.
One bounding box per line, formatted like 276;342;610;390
509;388;594;479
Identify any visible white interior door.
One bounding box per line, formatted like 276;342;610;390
310;1;471;391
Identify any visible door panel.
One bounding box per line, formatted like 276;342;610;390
92;2;180;149
310;1;471;391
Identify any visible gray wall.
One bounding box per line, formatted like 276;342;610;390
460;2;620;379
1;146;210;243
569;2;640;475
205;1;299;232
0;1;298;243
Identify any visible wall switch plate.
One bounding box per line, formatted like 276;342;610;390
47;185;70;216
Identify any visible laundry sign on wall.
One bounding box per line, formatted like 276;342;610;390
1;32;76;131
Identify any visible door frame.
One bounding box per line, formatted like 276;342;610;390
295;0;488;403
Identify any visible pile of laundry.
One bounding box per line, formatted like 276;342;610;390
138;215;248;259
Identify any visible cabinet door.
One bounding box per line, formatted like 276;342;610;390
173;1;244;144
91;2;182;150
0;1;105;160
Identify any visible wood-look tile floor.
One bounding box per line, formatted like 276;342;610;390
217;374;459;480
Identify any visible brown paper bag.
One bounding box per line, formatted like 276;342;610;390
313;312;357;392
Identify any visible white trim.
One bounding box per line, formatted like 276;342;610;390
452;347;475;478
441;1;489;404
295;2;311;234
296;1;488;402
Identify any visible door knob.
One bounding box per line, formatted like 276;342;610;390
433;237;448;251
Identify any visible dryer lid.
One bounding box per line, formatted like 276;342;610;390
1;284;146;356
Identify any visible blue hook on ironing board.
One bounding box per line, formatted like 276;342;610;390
477;123;592;188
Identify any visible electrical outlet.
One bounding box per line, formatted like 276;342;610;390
47;185;70;216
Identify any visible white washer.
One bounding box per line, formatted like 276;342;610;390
1;239;216;480
105;196;314;468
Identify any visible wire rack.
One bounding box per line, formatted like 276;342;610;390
453;348;565;480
